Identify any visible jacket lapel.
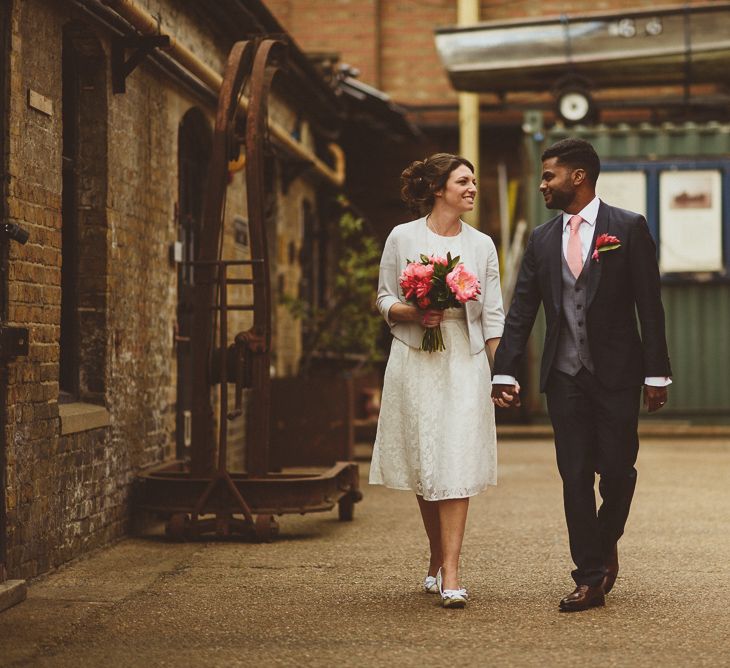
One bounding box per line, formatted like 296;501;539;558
586;202;609;308
547;214;564;312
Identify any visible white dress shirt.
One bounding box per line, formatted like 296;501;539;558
494;197;671;388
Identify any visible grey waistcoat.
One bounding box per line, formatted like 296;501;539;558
553;251;595;376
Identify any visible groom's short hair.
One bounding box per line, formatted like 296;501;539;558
542;138;601;186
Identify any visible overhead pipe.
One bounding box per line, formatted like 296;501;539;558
100;0;345;187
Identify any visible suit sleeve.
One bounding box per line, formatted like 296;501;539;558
493;230;542;377
629;217;672;377
375;230;401;328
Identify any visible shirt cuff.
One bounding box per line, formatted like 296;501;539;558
644;376;672;387
493;374;517;385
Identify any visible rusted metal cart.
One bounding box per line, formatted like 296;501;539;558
135;39;361;541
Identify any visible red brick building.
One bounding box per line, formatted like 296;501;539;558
266;0;730;421
0;0;406;595
267;0;726;238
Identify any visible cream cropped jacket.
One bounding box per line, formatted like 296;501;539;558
376;217;505;355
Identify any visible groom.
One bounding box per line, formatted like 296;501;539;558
492;138;671;612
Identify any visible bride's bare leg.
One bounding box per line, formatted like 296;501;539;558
416;495;442;576
438;497;469;590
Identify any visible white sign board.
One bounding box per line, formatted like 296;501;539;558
659;170;723;273
597;171;647;218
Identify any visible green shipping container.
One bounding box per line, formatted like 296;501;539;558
519;115;730;416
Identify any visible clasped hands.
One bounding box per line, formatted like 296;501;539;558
491;382;669;412
643;385;668;413
491;383;521;408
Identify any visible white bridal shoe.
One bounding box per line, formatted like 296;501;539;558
437;568;468;608
423;575;440;594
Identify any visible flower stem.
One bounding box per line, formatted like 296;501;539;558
421;324;445;352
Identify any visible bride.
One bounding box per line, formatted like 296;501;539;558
369;153;505;608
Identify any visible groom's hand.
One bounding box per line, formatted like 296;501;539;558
644;385;668;413
491;384;521;408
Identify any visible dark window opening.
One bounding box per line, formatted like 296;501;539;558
60;24;108;404
176;108;212;460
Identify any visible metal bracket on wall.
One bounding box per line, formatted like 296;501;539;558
0;326;29;359
112;34;171;94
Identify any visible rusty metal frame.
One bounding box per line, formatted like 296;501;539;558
244;38;286;477
135;39;361;541
191;40;256;476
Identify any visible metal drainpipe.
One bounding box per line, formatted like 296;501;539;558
0;0;9;586
457;0;480;228
0;357;7;585
0;311;6;584
99;0;345;187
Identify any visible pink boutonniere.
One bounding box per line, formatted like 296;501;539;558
592;234;621;262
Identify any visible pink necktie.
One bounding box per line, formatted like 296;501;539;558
566;214;584;279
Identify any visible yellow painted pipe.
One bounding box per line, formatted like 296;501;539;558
457;0;480;228
101;0;345;186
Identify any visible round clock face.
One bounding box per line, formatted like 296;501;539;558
559;91;591;122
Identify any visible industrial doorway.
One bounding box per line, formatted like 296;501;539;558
175;109;212;460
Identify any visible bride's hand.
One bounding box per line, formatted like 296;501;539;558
419;309;443;329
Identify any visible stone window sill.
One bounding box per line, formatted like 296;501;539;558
58;402;111;435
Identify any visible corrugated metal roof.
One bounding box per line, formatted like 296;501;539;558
434;2;730;94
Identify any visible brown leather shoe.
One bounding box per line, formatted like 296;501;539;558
559;584;605;612
602;545;619;595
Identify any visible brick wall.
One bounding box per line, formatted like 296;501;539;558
265;0;720;241
268;0;457;106
480;0;712;22
2;0;320;579
267;0;716;109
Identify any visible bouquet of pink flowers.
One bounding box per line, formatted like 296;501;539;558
399;253;481;352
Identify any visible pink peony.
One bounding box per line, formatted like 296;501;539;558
399;262;434;300
446;264;481;303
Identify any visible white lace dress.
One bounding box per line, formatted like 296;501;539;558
369;228;497;501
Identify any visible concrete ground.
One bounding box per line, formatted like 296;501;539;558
1;437;729;667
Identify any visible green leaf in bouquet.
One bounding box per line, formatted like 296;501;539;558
420;253;431;264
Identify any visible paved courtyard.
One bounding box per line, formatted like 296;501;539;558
1;437;729;667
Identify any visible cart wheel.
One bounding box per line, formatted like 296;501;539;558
254;514;279;542
166;513;189;540
338;494;355;522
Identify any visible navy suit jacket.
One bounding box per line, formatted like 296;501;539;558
494;201;672;392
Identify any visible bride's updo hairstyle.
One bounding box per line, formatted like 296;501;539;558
400;153;475;216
